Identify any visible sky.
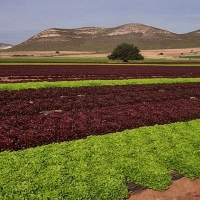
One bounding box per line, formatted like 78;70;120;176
1;0;200;45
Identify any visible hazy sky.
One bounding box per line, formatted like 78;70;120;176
1;0;200;45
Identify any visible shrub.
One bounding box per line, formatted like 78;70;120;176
108;43;144;62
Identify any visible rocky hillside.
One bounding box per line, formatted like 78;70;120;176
0;43;13;50
11;23;200;51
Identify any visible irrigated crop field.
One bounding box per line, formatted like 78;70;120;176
0;64;200;82
0;62;200;200
1;83;200;152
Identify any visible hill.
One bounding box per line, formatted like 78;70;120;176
10;23;200;52
0;43;13;50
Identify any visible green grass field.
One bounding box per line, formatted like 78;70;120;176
180;56;200;59
1;57;200;65
0;57;110;64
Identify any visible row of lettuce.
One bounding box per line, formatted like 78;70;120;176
0;119;200;200
1;78;200;199
1;77;200;91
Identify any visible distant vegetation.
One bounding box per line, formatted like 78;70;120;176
1;56;200;65
0;57;110;64
108;43;144;62
180;56;200;59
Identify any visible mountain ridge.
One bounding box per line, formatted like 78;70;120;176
0;43;13;50
10;23;200;51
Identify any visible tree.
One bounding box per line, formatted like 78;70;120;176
108;43;144;62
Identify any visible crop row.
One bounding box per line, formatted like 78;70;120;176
1;119;200;200
1;77;200;92
1;83;200;152
1;83;200;114
0;65;200;82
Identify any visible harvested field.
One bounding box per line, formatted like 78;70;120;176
0;65;200;82
1;83;200;152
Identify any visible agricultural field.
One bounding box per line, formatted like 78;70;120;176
0;62;200;199
0;64;200;83
1;82;200;152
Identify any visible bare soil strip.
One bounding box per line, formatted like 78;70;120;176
128;178;200;200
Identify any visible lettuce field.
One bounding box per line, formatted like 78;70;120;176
0;64;200;83
0;64;200;199
0;82;200;152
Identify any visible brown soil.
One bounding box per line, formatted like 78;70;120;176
128;178;200;200
0;47;200;59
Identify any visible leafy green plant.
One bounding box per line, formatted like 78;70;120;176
0;119;200;199
1;78;200;91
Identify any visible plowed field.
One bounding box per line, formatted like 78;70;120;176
1;83;200;152
1;65;200;82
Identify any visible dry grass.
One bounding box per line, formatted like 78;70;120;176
141;47;200;60
0;50;108;58
0;47;200;59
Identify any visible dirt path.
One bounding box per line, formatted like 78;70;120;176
128;178;200;200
